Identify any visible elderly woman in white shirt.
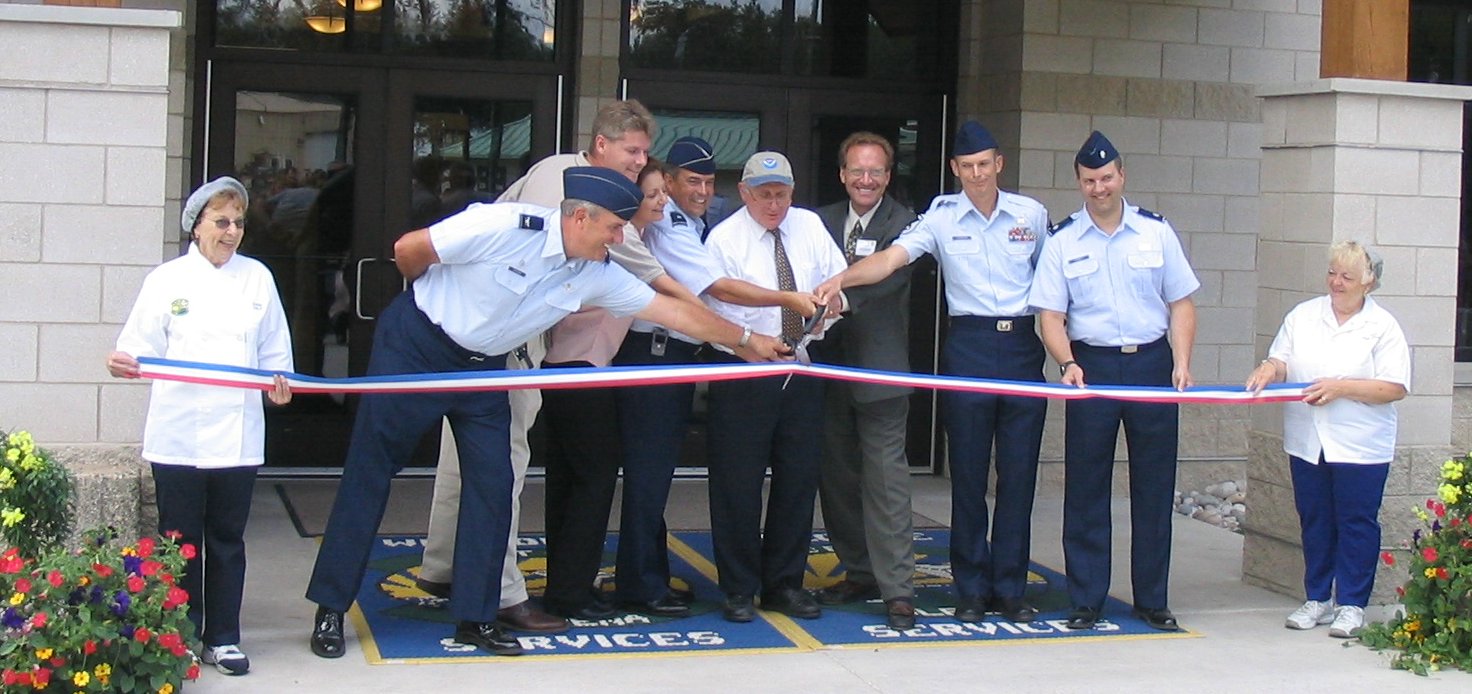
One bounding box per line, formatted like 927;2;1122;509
106;176;293;676
1245;240;1409;639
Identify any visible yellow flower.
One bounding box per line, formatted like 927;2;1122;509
1445;459;1466;481
71;671;89;687
1441;483;1462;505
1414;506;1430;522
0;466;14;489
121;547;136;557
158;684;174;694
1425;567;1439;579
94;663;111;684
1406;619;1421;633
35;647;52;660
8;592;22;606
4;447;18;463
0;507;23;527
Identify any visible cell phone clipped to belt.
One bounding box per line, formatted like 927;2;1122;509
650;327;669;357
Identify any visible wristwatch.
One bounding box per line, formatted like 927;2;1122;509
737;325;752;347
1058;360;1079;377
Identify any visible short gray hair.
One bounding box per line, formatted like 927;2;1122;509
560;199;606;218
1328;240;1383;292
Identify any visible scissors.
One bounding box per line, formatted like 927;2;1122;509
781;305;826;390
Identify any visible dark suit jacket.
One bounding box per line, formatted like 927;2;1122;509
813;195;917;403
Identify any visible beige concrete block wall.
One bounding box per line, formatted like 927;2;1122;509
0;4;180;539
959;0;1322;483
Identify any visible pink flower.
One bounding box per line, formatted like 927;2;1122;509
127;575;146;593
179;544;196;560
135;537;155;558
46;570;62;588
1422;546;1440;563
30;611;47;628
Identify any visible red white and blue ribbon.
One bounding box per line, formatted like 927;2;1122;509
137;356;1307;405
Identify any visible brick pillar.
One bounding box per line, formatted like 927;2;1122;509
1246;78;1472;603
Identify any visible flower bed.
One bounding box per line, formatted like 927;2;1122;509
1360;456;1472;675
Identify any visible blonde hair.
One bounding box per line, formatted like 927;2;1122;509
1328;240;1382;292
591;100;655;143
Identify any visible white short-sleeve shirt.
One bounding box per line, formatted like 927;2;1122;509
632;198;723;343
1269;294;1410;464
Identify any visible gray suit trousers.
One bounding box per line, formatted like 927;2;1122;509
818;382;915;599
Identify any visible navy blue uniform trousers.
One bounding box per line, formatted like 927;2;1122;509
306;291;513;623
705;352;823;598
540;360;623;612
942;316;1047;602
152;463;257;647
612;331;700;603
1290;454;1390;608
1063;337;1177;612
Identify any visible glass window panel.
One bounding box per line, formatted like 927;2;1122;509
792;0;943;80
214;0;364;50
391;0;557;60
650;108;759;227
409;97;536;227
628;0;782;74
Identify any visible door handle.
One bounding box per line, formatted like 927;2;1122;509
354;257;376;320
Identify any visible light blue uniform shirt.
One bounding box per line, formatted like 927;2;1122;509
1028;201;1199;347
414;202;655;356
631;198;722;343
893;190;1049;317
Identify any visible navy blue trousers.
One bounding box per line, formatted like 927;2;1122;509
306;291;513;623
612;332;699;603
941;316;1047;602
705;353;823;597
1291;454;1389;608
1062;337;1177;612
152;463;257;647
540;360;623;612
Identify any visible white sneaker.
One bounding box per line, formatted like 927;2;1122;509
1328;605;1364;638
202;644;250;675
1284;599;1335;630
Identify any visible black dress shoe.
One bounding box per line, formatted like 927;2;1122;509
414;576;451;600
953;596;987;623
1134;607;1182;632
1065;606;1100;630
992;596;1039;623
546;595;619;621
668;585;697;606
453;621;524;656
310;606;345;658
885;598;917;630
816;579;881;606
760;587;821;619
622;593;691;618
723;594;755;623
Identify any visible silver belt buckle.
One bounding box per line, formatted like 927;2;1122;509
1121;344;1138;354
996;319;1013;332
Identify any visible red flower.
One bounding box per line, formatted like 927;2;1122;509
92;563;113;578
1434;502;1447;518
1381;551;1395;566
1427;498;1436;510
163;529;181;541
163;586;189;610
158;633;182;650
1;670;17;686
160;572;175;586
1437;567;1451;580
134;627;152;644
13;578;30;594
48;656;64;668
46;570;62;588
179;544;197;560
170;644;188;657
1397;586;1407;597
0;554;21;574
135;537;155;558
30;611;47;628
32;668;50;687
140;560;162;577
1454;518;1463;528
1422;546;1439;563
127;575;146;593
83;640;96;656
1462;539;1472;550
186;663;200;680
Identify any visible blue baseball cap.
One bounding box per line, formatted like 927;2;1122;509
1075;131;1120;169
562;166;643;221
667;136;717;175
952;120;999;157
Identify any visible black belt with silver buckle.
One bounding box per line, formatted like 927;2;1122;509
955;315;1033;333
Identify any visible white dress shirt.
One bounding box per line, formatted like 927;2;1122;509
115;245;294;468
633;198;724;343
1269;295;1410;464
703;206;847;354
894;190;1049;317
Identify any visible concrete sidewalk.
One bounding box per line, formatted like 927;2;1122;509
192;476;1466;693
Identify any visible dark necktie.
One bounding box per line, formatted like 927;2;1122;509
844;220;863;264
770;228;802;341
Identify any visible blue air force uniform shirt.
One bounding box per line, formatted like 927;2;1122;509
1028;201;1199;347
414;202;656;356
631;198;723;343
892;190;1049;317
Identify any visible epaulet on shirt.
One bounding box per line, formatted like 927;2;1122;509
670;211;688;227
1135;207;1165;222
519;213;544;231
1048;216;1077;236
